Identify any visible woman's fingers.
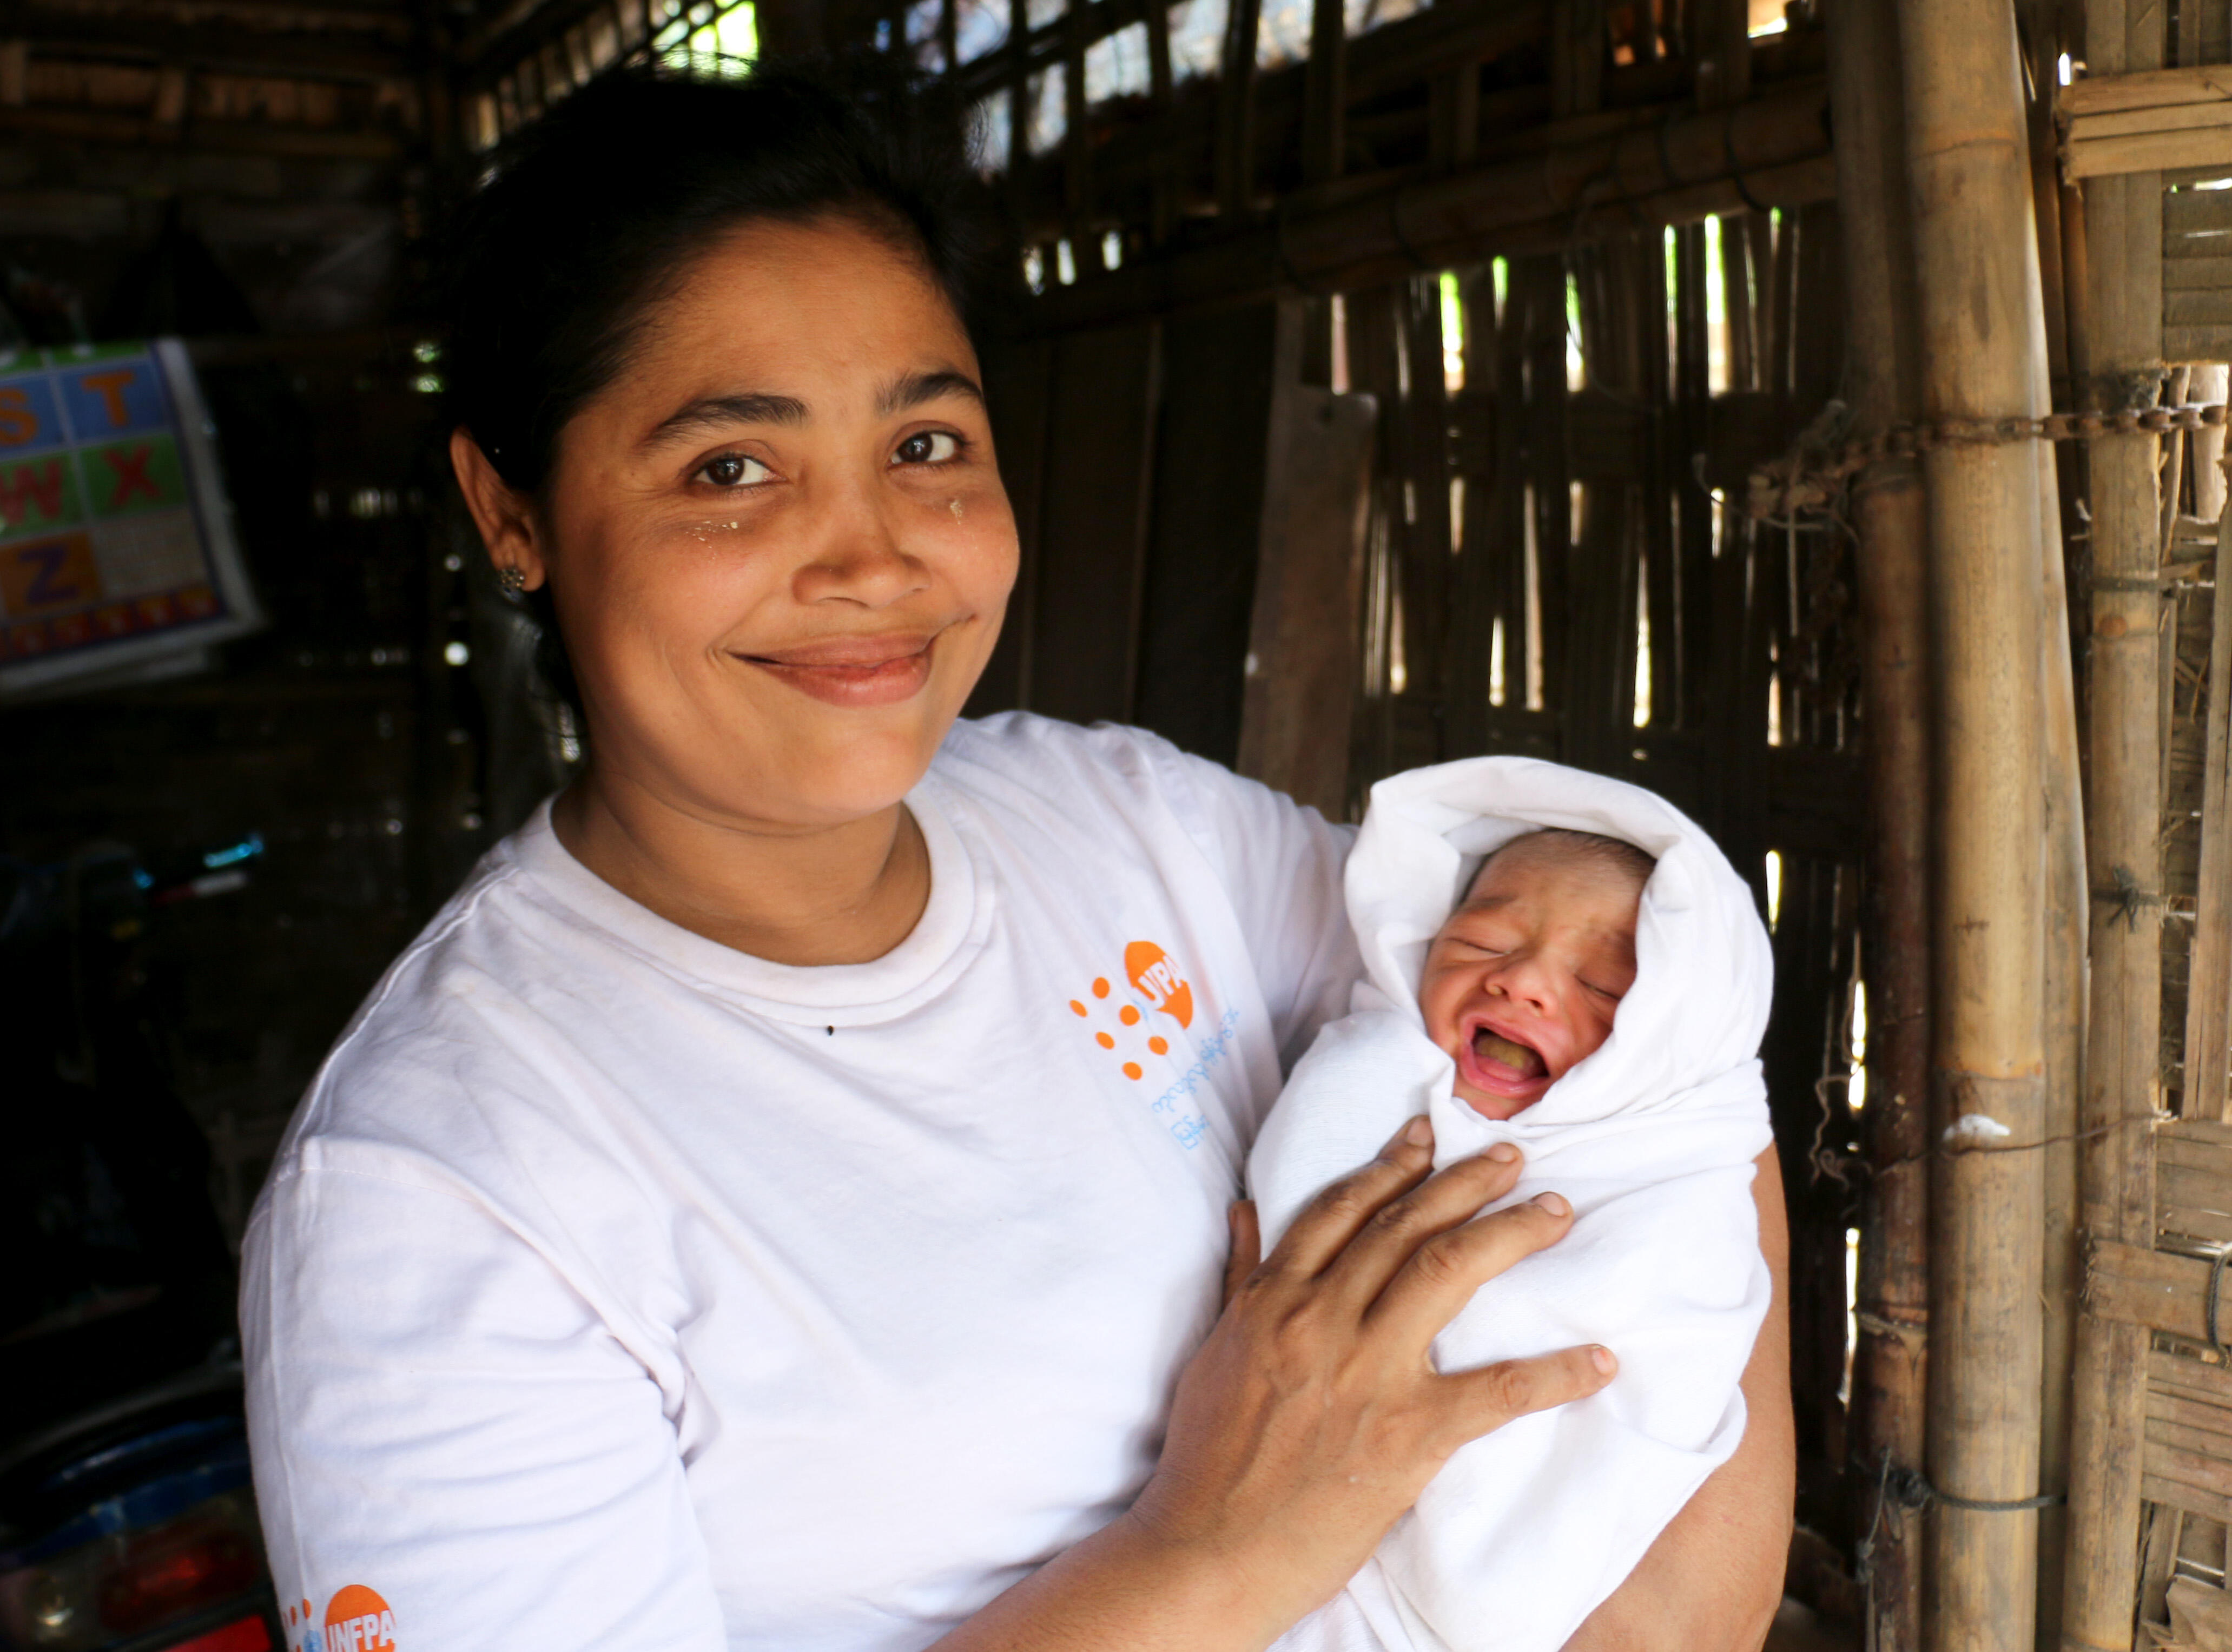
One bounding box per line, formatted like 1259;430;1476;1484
1223;1201;1260;1310
1361;1190;1576;1352
1439;1342;1620;1450
1263;1117;1439;1277
1316;1145;1529;1317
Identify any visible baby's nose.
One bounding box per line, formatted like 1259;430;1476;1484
1490;959;1559;1009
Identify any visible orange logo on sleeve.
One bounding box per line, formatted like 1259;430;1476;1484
321;1587;397;1650
1125;941;1193;1029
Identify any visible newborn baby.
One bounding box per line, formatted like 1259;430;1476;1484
1423;828;1655;1122
1250;756;1775;1652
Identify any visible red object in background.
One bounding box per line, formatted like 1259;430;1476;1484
167;1616;272;1652
97;1515;261;1635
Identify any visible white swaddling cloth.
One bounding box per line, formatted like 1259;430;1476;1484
1250;756;1775;1652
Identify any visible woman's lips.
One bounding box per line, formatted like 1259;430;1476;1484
736;631;942;707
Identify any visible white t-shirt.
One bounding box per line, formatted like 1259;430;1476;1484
242;713;1358;1652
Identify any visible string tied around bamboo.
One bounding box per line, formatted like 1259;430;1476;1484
1857;1449;2066;1537
1746;399;2232;521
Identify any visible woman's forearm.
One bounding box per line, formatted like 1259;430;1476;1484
1562;1147;1795;1652
928;1511;1290;1652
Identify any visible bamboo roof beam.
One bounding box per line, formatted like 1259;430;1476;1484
1898;0;2053;1644
1032;78;1831;327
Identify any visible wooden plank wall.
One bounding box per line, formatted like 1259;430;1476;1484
974;201;1868;1527
968;306;1283;765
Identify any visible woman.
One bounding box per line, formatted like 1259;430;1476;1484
242;62;1792;1652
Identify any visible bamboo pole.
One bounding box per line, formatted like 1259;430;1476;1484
2031;289;2086;1652
1825;3;1930;1647
2187;435;2232;1125
1897;2;2052;1646
2061;0;2167;1636
2017;22;2087;1646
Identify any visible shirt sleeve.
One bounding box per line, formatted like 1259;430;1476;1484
243;1156;724;1652
1136;735;1363;1073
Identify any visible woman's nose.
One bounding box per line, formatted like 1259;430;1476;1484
792;498;931;609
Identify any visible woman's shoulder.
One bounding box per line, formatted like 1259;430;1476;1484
936;711;1286;845
939;710;1187;792
261;836;610;1201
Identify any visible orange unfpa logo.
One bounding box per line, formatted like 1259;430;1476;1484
1126;941;1193;1028
321;1587;397;1650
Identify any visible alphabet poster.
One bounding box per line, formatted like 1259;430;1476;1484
0;339;262;699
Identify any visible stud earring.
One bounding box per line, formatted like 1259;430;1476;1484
498;566;527;596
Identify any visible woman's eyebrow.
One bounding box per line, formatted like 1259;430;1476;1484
645;391;810;447
879;369;984;415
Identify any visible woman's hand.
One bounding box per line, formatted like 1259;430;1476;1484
938;1118;1615;1652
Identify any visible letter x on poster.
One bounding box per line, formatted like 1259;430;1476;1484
0;339;262;699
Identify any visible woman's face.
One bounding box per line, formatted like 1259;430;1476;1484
504;214;1016;831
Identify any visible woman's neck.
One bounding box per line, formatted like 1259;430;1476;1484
550;768;931;968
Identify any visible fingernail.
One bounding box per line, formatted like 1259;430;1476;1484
1532;1191;1570;1217
1487;1143;1519;1163
1591;1346;1617;1375
1403;1117;1434;1147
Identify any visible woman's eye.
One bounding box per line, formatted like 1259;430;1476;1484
893;431;960;466
697;453;772;487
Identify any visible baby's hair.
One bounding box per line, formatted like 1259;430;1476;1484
1471;828;1658;895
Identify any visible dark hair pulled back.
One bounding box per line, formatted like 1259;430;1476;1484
439;55;997;729
444;55;994;499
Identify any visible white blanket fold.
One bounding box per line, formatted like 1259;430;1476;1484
1250;757;1776;1652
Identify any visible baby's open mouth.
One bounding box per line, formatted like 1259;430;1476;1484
1472;1027;1547;1080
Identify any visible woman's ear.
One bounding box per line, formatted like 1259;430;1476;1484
450;427;549;592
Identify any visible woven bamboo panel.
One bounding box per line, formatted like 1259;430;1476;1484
2167;184;2232;360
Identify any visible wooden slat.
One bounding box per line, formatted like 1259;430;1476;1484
1566;387;1651;480
2187;478;2232;1120
2063;64;2232;118
2088;1239;2215;1340
2148;1433;2232;1501
2069;128;2232;178
2160;1157;2232;1213
2168;325;2232;360
2166;1576;2232;1646
2163;1125;2232;1158
2166;257;2232;289
2148;1472;2232;1528
2151;1414;2232;1460
1027;323;1161;725
2166;187;2232;239
2164;1206;2232;1244
2163;1120;2232;1147
1233;308;1378;817
2071;103;2232;143
2149;1387;2232;1440
2167;289;2232;325
2155;1348;2232;1409
1134;305;1281;765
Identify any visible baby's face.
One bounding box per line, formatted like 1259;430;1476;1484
1419;844;1643;1120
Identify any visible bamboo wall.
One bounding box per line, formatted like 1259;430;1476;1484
954;0;1875;1576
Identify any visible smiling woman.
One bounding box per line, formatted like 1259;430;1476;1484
239;57;1778;1652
